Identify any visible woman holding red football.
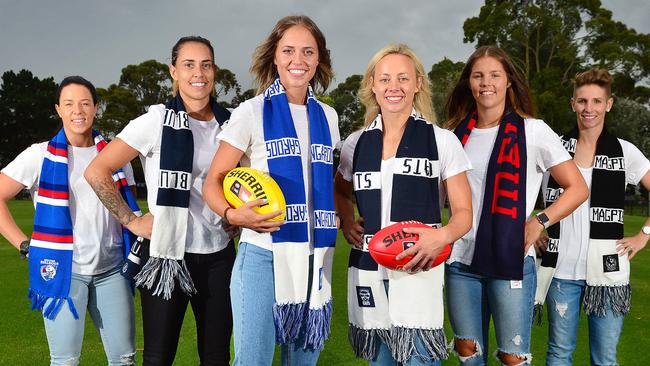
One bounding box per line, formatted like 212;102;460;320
443;45;588;365
336;43;472;366
202;15;340;365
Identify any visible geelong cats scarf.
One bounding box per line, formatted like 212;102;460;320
134;95;230;300
262;79;337;350
535;128;629;318
454;111;527;280
29;129;140;319
349;112;447;362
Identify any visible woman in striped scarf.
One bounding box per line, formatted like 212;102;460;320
0;76;137;365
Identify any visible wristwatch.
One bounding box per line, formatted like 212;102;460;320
642;226;650;235
536;212;550;229
19;240;30;259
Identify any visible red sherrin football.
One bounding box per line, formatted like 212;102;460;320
368;221;452;271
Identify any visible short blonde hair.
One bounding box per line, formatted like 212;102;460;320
573;68;613;97
359;44;435;126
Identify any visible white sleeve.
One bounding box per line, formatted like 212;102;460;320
1;143;45;189
116;106;163;157
621;139;650;185
323;103;341;149
337;130;362;182
121;162;136;186
531;120;571;172
437;128;472;181
217;100;254;153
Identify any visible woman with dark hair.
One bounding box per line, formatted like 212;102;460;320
536;68;650;365
202;15;339;366
0;76;138;365
85;36;236;365
443;46;588;365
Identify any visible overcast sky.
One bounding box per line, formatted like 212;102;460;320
1;0;648;93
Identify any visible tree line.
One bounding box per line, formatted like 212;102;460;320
1;0;648;169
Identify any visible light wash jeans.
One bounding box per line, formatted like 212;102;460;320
445;256;536;365
43;266;135;366
545;278;624;366
230;242;320;366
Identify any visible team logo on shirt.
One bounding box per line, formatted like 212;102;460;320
356;286;375;307
602;254;620;273
40;259;59;281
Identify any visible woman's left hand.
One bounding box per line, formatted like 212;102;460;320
616;233;649;260
524;218;545;254
396;226;447;273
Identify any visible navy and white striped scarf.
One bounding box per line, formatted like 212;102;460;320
28;128;140;319
262;78;337;350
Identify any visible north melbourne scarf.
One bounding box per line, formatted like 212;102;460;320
134;94;230;299
454;111;527;280
349;111;447;362
262;78;337;350
29;129;141;319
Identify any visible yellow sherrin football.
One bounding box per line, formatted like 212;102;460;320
223;167;286;221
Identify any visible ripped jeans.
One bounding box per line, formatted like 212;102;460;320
43;266;135;366
445;256;536;365
545;278;623;366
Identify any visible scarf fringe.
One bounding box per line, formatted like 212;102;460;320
134;257;196;300
584;283;631;317
390;327;448;363
533;303;544;326
273;301;307;344
303;299;333;350
28;289;79;320
348;324;391;360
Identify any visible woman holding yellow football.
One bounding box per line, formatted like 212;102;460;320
203;15;339;365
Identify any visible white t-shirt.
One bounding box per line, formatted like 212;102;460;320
554;139;650;280
117;104;230;254
218;94;340;251
449;118;572;264
1;142;135;275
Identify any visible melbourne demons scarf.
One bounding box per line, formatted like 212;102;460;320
454;111;527;280
262;79;337;350
349;112;447;362
535;127;629;320
29;129;140;320
134;94;230;300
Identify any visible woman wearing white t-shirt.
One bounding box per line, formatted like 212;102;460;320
443;46;588;366
0;76;137;365
85;37;236;365
202;15;339;366
536;69;650;365
336;44;472;366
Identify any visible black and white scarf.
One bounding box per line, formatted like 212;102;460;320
348;111;447;363
535;127;629;320
134;94;230;299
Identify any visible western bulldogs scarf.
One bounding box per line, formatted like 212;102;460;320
29;129;141;320
349;111;447;362
134;94;230;300
534;127;629;320
262;78;337;350
454;111;527;280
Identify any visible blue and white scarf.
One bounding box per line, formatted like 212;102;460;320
262;78;337;350
28;129;141;319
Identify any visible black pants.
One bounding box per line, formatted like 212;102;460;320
139;241;235;366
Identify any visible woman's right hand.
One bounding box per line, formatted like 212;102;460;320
227;199;284;233
126;213;154;239
342;217;364;249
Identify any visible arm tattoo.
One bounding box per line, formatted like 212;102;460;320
88;174;136;226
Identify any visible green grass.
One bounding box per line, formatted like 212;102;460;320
1;200;647;365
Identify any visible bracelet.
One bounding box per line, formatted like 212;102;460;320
19;240;30;259
223;207;232;224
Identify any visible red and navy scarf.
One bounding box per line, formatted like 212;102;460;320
454;111;527;280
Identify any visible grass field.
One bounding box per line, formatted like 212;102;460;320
0;199;647;365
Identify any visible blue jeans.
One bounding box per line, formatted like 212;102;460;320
545;278;624;366
43;266;135;366
445;256;536;365
230;242;320;365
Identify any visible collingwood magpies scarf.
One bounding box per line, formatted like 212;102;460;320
134;94;230;300
262;79;337;350
349;111;447;362
534;127;629;320
454;111;527;280
29;129;141;320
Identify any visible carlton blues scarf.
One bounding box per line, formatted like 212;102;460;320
454;111;527;280
262;78;337;350
134;94;230;300
29;129;140;319
349;111;447;362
